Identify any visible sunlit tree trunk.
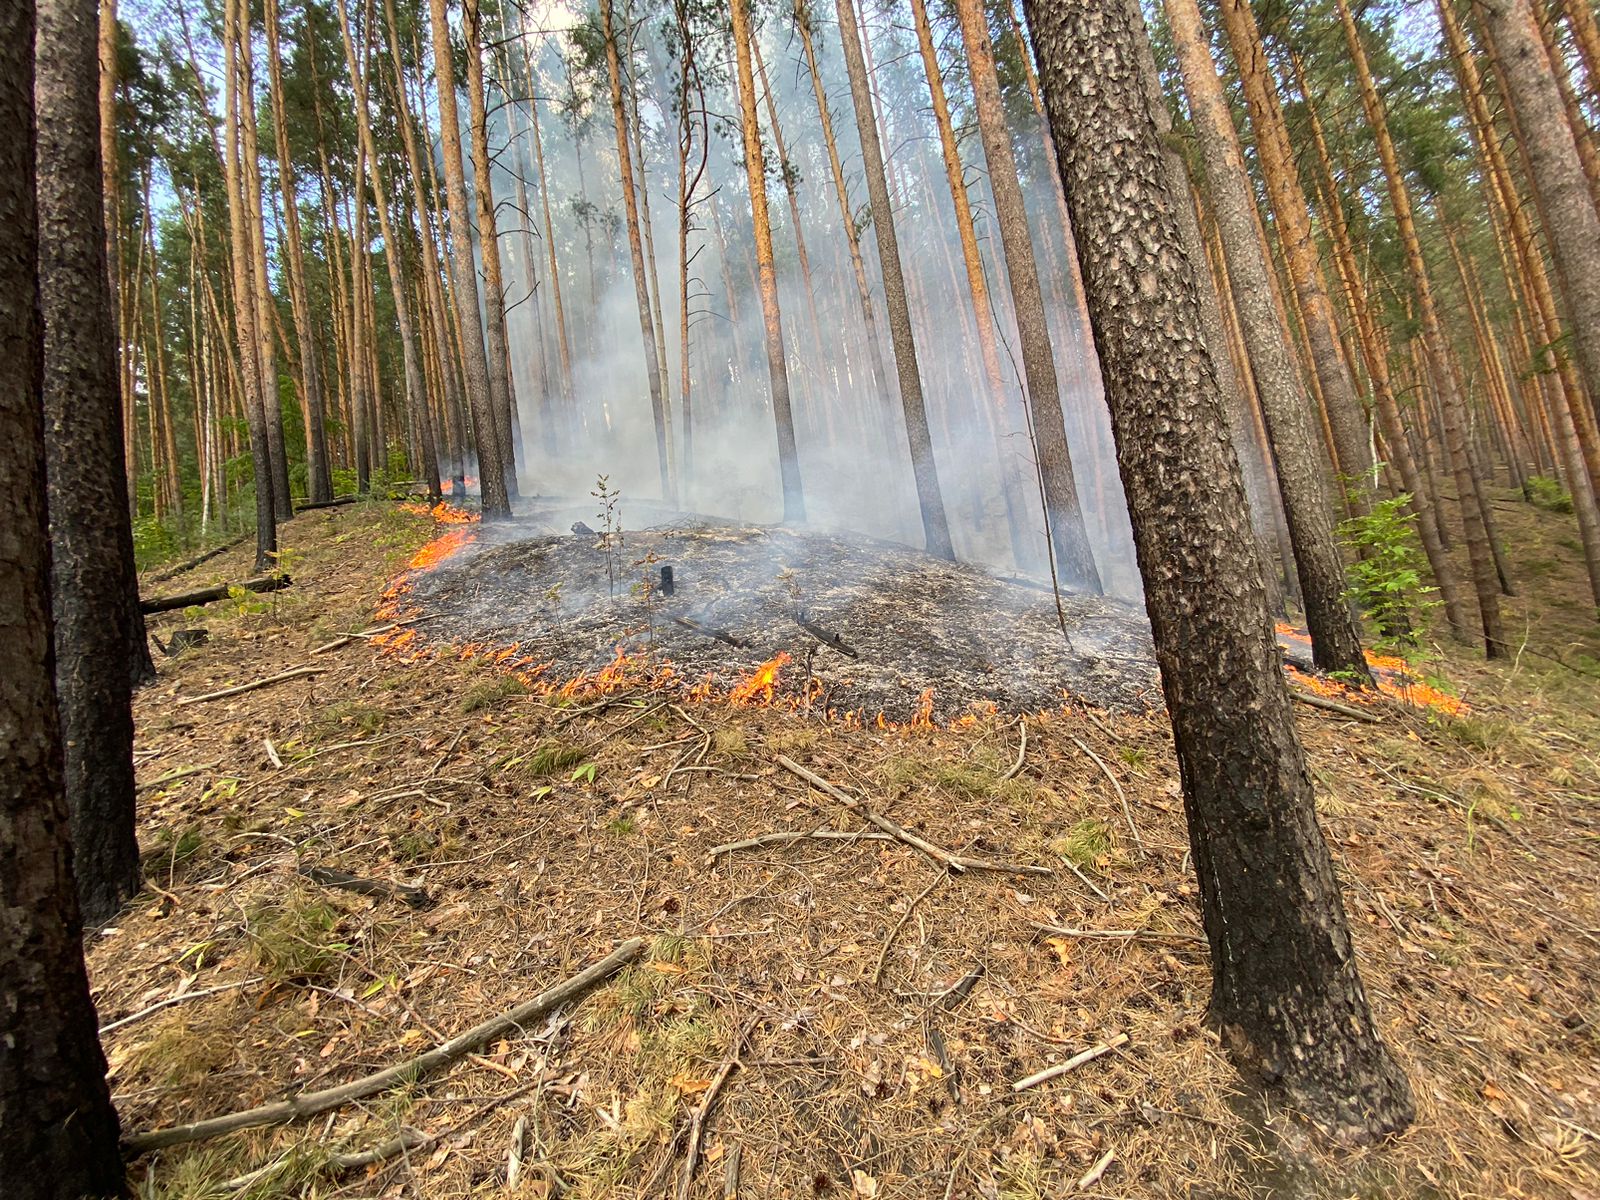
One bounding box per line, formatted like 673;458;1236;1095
600;0;674;504
520;48;576;431
1334;0;1506;654
426;0;509;517
953;0;1101;592
1022;0;1414;1139
1164;0;1372;671
1216;0;1374;510
835;0;955;556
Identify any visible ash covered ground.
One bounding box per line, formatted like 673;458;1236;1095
403;501;1160;720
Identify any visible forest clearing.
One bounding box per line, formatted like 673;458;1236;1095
7;0;1600;1192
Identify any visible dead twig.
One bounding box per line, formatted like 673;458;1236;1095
123;937;645;1155
704;828;897;864
1289;687;1382;723
1012;1033;1130;1092
99;977;263;1036
136;762;219;793
1068;736;1145;856
1001;718;1028;781
310;613;440;655
873;869;949;985
176;665;325;707
678;1018;757;1200
1077;1146;1117;1190
298;863;433;909
774;755;1050;876
1030;920;1203;944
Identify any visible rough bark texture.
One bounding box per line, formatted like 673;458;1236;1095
600;0;675;505
1483;0;1600;443
427;0;509;518
1021;0;1413;1140
1216;0;1373;505
1165;0;1371;678
3;5;125;1185
834;0;954;558
38;0;147;924
953;0;1102;593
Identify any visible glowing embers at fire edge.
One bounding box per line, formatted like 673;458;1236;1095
1275;624;1468;716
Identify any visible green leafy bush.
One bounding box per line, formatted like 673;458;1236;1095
1526;475;1575;513
1339;493;1434;649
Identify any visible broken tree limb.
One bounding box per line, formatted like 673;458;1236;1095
299;864;433;909
1068;736;1146;856
794;612;858;658
704;828;897;864
672;615;747;648
175;665;326;707
293;494;362;512
1288;687;1383;723
122;937;645;1155
774;755;1052;877
147;532;253;583
1012;1033;1130;1092
142;574;292;614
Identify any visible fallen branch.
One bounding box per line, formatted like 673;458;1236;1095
147;532;252;583
299;864;433;910
176;665;325;707
1077;1147;1116;1190
678;1020;755;1200
123;937;645;1155
1288;687;1382;723
774;755;1051;877
873;869;949;985
293;494;362;512
310;613;439;655
794;612;858;659
1012;1033;1129;1092
99;977;263;1036
1068;736;1145;856
1030;920;1204;944
142;574;292;615
672;615;747;648
136;762;219;793
1001;718;1028;781
704;828;896;864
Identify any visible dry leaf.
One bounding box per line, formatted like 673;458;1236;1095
647;960;686;975
671;1073;713;1095
851;1169;879;1198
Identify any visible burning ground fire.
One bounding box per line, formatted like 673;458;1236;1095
370;511;1461;726
1276;624;1468;716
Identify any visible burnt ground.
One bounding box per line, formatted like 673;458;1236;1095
104;494;1600;1199
401;500;1158;722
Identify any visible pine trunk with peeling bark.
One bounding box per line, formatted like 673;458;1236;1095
835;0;954;557
953;0;1101;593
1165;0;1371;676
1021;0;1414;1140
427;0;509;517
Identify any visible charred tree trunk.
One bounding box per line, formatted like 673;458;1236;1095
835;0;954;557
1022;0;1413;1140
38;0;150;925
2;5;125;1183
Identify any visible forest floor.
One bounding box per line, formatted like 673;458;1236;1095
106;492;1600;1200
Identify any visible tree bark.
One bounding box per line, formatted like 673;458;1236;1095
834;0;954;557
953;0;1102;592
426;0;509;517
37;0;151;925
3;6;125;1183
1165;0;1372;676
1021;0;1413;1140
730;0;807;523
600;0;675;505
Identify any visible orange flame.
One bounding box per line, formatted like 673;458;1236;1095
1277;623;1466;715
729;652;790;705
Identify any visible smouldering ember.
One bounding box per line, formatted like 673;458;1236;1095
374;506;1162;723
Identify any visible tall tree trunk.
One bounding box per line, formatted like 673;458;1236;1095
335;0;440;502
266;0;332;504
1021;0;1413;1139
98;0;134;517
1334;0;1506;655
1482;0;1600;438
522;59;576;429
907;0;1036;570
1216;0;1375;510
1165;0;1373;674
835;0;954;556
600;0;674;504
2;4;125;1182
730;0;807;522
953;0;1102;592
464;0;521;498
38;0;150;926
222;0;276;569
426;0;509;517
795;1;895;432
